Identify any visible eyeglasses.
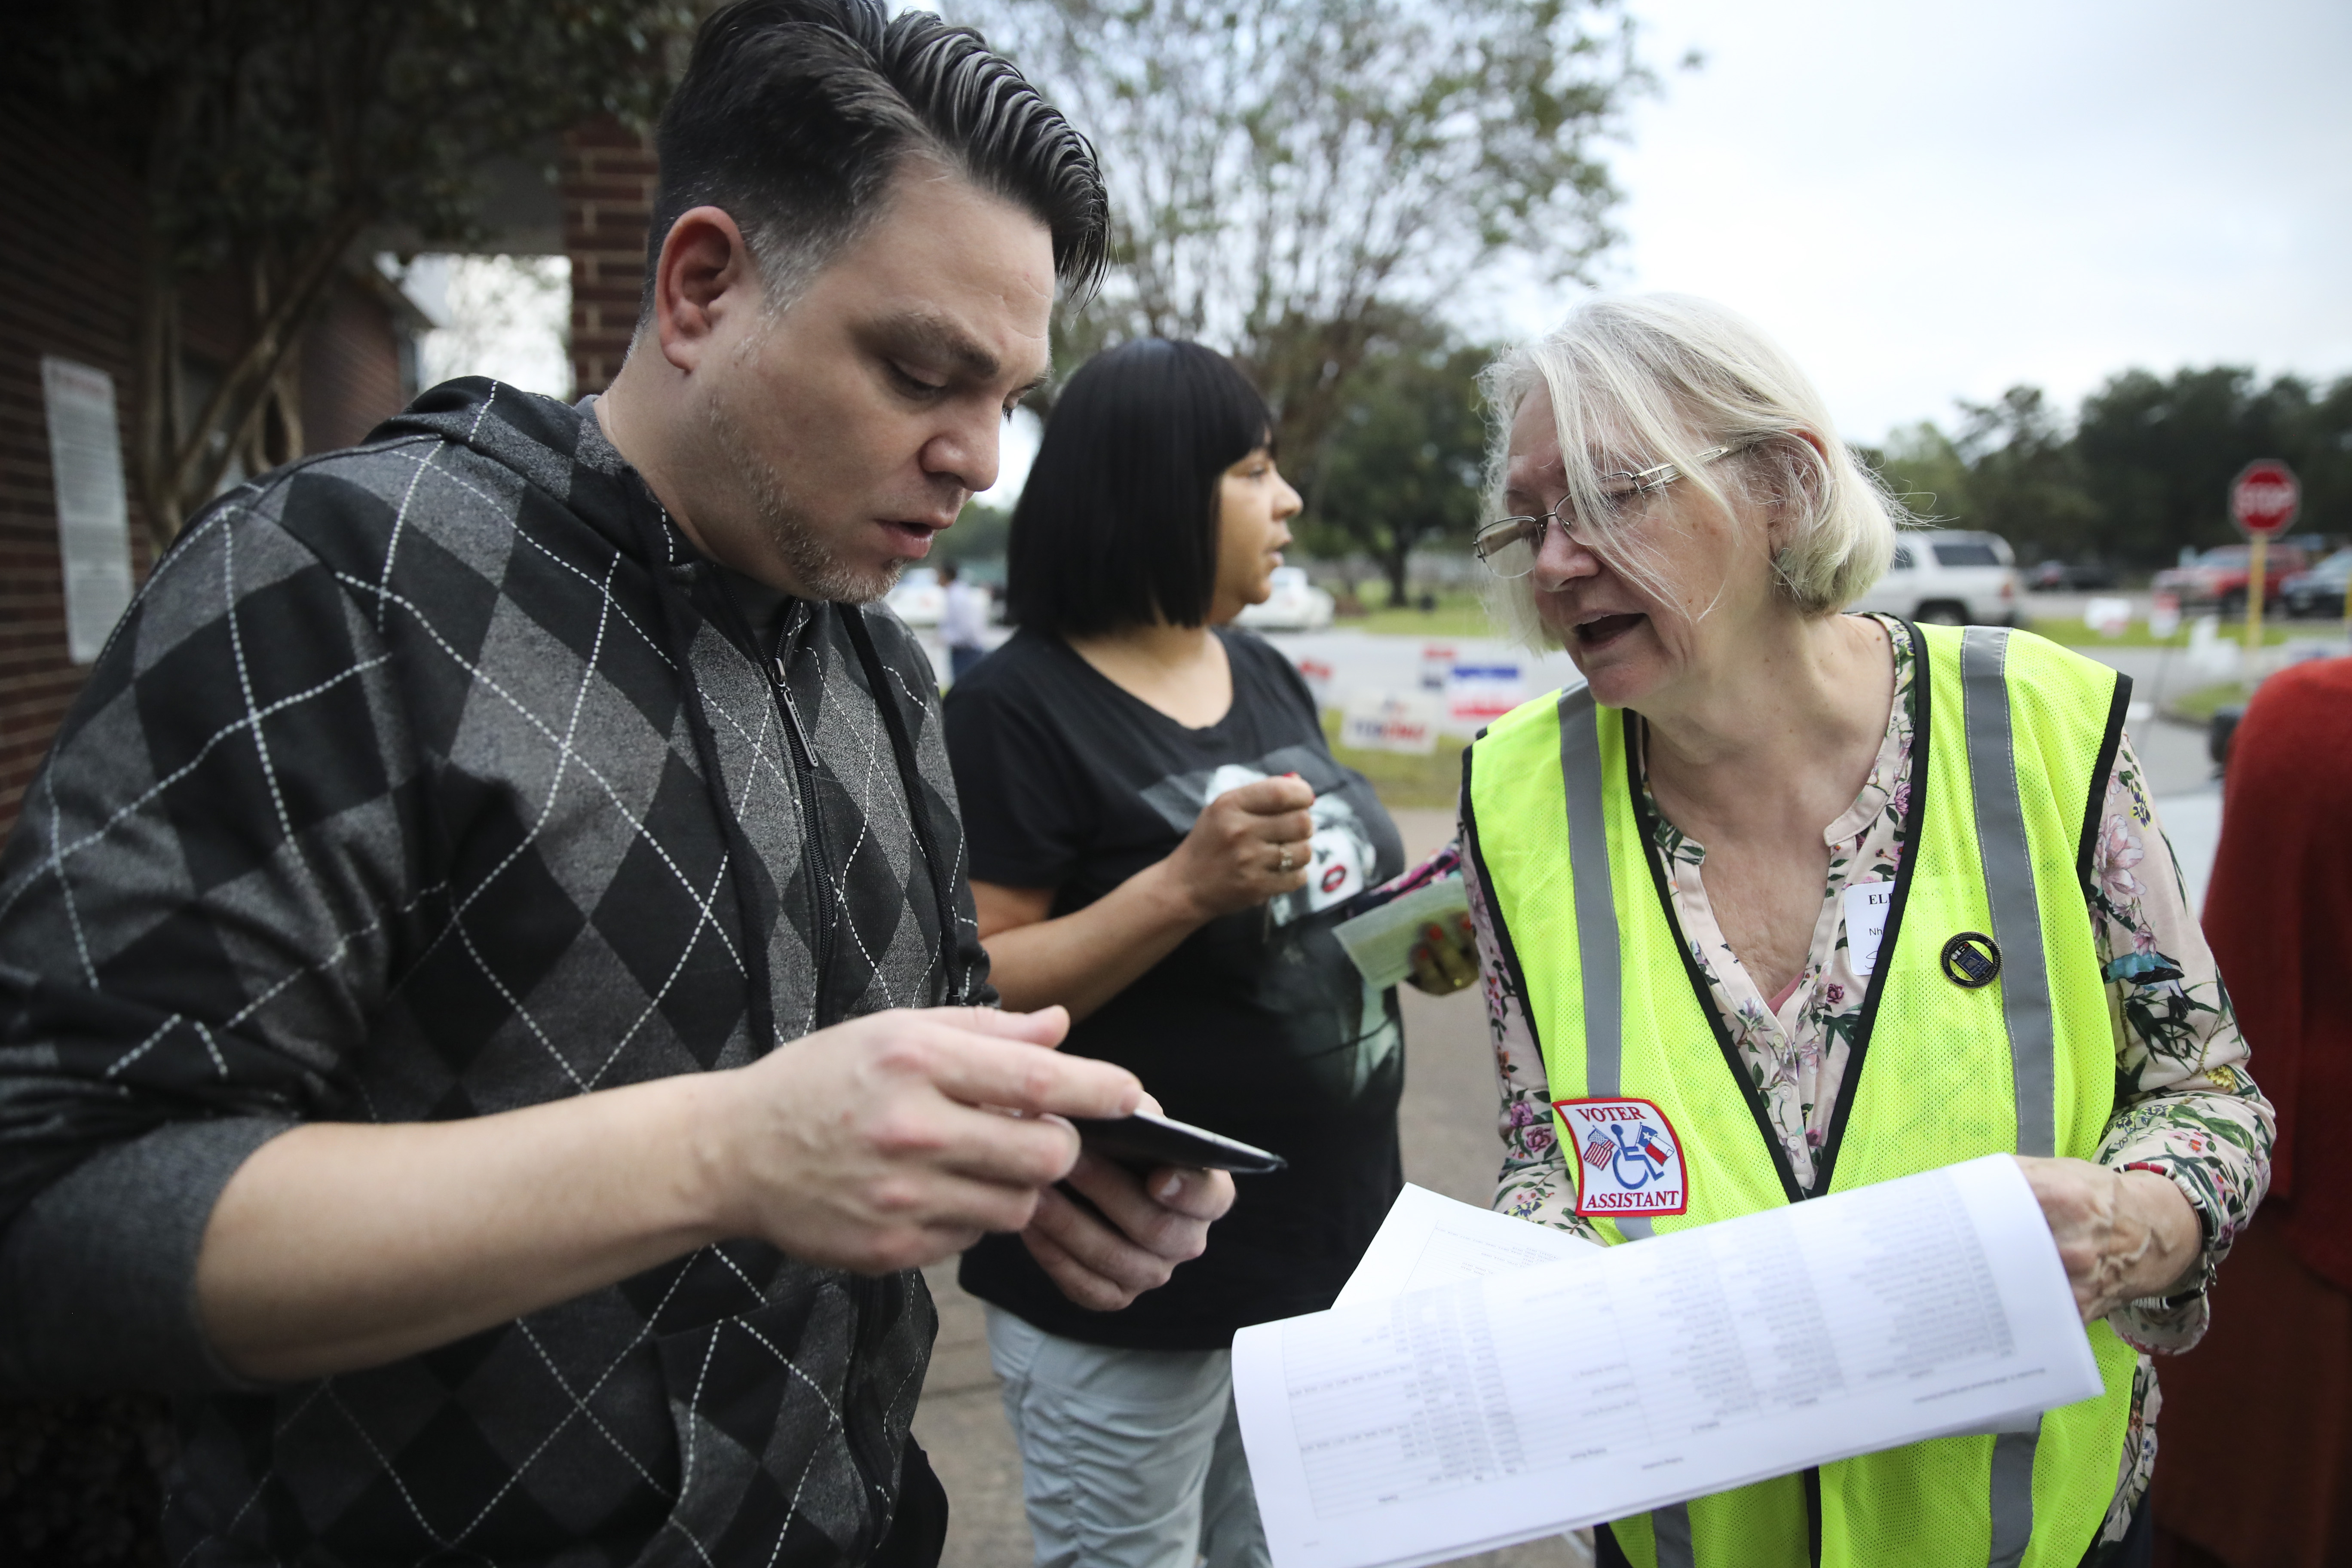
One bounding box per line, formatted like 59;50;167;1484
1472;443;1746;580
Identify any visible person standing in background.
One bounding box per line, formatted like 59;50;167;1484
940;559;992;681
945;340;1475;1568
2153;655;2352;1568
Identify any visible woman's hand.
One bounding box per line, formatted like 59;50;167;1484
2015;1156;2203;1323
1407;914;1479;995
974;775;1314;1018
1020;1091;1238;1311
1022;1152;1237;1311
1162;775;1316;920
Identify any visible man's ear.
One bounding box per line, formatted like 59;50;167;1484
652;205;762;374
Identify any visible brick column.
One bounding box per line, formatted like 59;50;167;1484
562;118;659;396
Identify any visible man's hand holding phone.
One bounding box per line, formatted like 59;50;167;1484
197;1002;1228;1383
698;1003;1235;1309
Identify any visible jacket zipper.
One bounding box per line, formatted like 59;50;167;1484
693;573;894;1539
770;642;839;1030
772;642;900;1535
710;571;841;1032
771;625;904;1552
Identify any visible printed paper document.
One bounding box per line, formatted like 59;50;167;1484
1333;1183;1601;1308
1234;1155;2101;1568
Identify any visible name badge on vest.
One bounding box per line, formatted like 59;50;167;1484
1553;1097;1689;1218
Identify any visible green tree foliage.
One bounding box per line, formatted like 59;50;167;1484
1871;368;2352;569
1295;318;1491;605
2074;367;2352;564
12;0;692;545
949;0;1644;476
1951;386;2098;560
932;500;1012;567
1868;420;1973;526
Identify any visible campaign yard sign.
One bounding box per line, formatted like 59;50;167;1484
1443;663;1526;728
1340;693;1442;755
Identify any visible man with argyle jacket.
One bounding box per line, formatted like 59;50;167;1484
0;3;1235;1561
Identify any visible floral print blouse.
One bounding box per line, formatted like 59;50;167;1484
1458;615;2274;1546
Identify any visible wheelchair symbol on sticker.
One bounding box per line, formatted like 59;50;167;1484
1605;1123;1673;1189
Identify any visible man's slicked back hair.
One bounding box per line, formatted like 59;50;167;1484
646;0;1109;318
1007;340;1272;639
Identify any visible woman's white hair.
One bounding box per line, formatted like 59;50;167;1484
1478;293;1906;648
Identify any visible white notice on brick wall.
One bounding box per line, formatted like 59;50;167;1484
41;356;136;664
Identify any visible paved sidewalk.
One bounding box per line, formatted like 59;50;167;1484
912;808;1592;1567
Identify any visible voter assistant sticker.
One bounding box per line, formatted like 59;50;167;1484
1553;1097;1689;1218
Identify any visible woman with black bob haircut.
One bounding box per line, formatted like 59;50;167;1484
945;340;1470;1568
1002;338;1263;637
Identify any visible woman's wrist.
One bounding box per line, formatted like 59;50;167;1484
2017;1153;2209;1323
1133;851;1216;929
2111;1167;2204;1305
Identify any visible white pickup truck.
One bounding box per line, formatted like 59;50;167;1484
1850;529;2020;626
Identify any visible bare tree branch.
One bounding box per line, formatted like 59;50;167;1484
952;0;1645;469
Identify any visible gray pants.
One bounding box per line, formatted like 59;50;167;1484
986;1306;1272;1568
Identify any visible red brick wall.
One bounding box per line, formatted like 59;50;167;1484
564;118;659;396
0;113;412;842
301;271;407;452
0;104;156;841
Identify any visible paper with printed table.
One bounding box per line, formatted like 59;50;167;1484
1233;1156;2102;1568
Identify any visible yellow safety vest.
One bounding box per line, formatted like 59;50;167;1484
1464;623;2139;1568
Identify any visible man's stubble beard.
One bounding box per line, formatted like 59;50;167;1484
703;390;905;605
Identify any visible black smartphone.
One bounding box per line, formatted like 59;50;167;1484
1066;1109;1287;1174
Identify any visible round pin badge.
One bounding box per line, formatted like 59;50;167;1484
1940;931;2001;988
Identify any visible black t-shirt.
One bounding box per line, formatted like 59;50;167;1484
948;628;1407;1348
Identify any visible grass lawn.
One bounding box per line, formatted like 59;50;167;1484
1337;591;1498;639
2026;615;2306;649
1322;710;1466;811
2163;681;2254;726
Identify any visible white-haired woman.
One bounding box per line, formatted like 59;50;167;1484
1456;295;2271;1568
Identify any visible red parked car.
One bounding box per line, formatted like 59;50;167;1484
2151;543;2310;613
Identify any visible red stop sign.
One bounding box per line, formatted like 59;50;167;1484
2231;459;2301;536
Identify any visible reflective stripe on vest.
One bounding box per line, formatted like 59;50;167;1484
1965;626;2053;1567
1559;686;1648;1241
1962;627;2056;1162
1465;622;2138;1568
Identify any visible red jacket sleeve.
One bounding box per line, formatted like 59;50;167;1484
2202;655;2352;1292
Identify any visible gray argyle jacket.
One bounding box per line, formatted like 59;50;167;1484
0;380;989;1565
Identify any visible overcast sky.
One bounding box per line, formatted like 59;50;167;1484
977;0;2349;502
1534;0;2352;444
